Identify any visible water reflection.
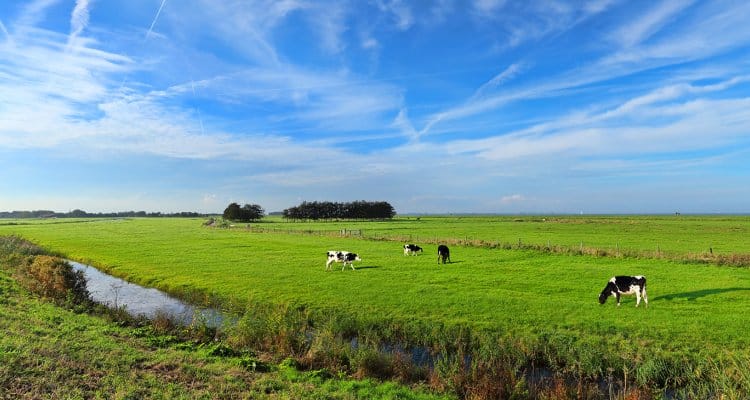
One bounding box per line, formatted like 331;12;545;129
70;261;222;326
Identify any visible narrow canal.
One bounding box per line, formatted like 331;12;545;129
70;261;223;326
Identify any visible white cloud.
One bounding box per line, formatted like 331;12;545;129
1;0;749;214
15;0;61;31
501;194;525;204
361;37;378;50
473;0;505;15
393;108;418;141
470;62;525;101
307;2;348;54
68;0;91;46
443;95;750;165
610;0;695;48
374;0;413;30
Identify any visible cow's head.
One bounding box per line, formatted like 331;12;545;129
598;282;616;304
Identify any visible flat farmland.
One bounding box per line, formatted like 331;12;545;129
263;215;750;256
2;216;750;397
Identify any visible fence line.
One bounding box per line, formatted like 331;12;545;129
228;225;750;267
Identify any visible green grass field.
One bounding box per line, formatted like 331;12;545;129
0;245;453;400
2;216;750;398
257;214;750;256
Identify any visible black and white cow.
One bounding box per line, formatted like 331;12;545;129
598;275;648;307
403;244;423;256
437;244;450;264
326;251;361;271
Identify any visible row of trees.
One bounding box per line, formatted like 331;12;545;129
282;201;396;220
0;210;208;219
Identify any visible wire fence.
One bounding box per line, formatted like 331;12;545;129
221;224;750;267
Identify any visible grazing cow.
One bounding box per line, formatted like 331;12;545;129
437;245;450;264
599;275;648;307
326;251;361;271
403;244;423;256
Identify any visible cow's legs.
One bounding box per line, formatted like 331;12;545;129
642;288;648;306
635;290;642;307
615;292;621;306
326;259;334;270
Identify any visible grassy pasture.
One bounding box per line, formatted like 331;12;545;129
2;216;750;396
0;241;452;400
263;214;750;257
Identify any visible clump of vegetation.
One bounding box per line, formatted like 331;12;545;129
20;255;90;305
0;234;47;257
0;236;89;308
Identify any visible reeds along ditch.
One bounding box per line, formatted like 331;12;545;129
2;235;748;399
223;298;750;399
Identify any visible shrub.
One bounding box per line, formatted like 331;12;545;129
20;255;90;306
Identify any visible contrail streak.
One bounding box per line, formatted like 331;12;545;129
188;76;206;135
146;0;168;38
0;20;10;42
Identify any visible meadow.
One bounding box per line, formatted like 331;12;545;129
0;237;452;400
1;215;750;398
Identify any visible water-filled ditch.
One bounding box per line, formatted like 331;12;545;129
69;261;223;327
69;260;635;396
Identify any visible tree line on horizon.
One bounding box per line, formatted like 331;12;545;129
0;209;211;219
282;200;396;221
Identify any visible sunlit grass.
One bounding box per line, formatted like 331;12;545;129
2;218;749;349
2;217;750;396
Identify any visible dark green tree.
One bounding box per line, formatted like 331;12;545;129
223;202;242;221
223;202;265;222
240;203;265;221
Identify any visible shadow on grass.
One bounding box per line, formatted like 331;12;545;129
354;265;379;270
653;287;750;301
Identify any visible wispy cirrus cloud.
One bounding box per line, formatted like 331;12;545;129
14;0;61;31
609;0;695;48
2;0;749;214
469;62;526;101
1;0;405;159
374;0;413;30
473;0;505;15
441;80;750;166
418;0;750;139
67;0;91;46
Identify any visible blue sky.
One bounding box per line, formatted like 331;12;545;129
1;0;749;214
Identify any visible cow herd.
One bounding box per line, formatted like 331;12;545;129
325;243;452;272
327;244;648;307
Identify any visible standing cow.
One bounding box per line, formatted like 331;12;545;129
326;251;361;271
437;245;450;264
598;275;648;307
403;244;423;256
